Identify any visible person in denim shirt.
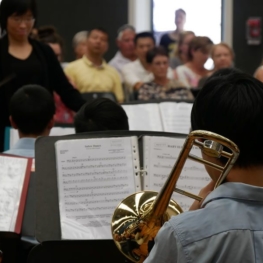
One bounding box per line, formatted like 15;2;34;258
145;68;263;263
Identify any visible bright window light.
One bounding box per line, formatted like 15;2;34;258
153;0;222;45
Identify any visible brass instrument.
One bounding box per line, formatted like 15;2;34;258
111;130;240;263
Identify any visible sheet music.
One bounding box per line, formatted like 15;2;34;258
159;102;193;134
55;137;140;240
0;156;28;231
122;104;163;131
143;136;210;211
9;127;75;150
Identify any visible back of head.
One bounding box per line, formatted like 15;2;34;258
74;98;129;133
134;32;155;46
191;68;263;168
0;0;37;33
10;85;55;135
187;36;213;60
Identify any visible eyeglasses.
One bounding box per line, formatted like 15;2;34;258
10;16;35;24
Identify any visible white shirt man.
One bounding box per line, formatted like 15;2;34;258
109;25;137;82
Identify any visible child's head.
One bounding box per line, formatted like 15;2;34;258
74;98;129;133
191;68;263;168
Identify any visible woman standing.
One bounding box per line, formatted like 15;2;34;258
0;0;85;150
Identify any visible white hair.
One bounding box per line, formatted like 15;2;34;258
117;25;135;40
72;31;89;49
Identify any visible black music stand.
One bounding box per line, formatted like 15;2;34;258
0;232;20;263
31;131;185;263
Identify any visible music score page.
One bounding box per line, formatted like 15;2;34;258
0;156;28;231
121;103;163;131
143;136;210;211
159;102;193;134
55;137;140;240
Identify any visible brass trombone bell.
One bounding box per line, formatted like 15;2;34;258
112;130;240;263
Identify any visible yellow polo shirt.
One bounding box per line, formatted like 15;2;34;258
64;56;124;102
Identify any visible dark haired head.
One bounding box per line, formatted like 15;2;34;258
191;68;263;168
146;46;168;64
37;25;63;47
88;27;109;39
134;32;155;46
0;0;37;32
10;85;55;135
74;98;129;133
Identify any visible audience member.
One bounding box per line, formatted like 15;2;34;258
37;26;64;62
37;26;74;124
170;31;195;69
160;9;186;57
65;27;124;103
72;31;88;60
74;98;129;133
138;47;193;101
109;24;136;80
145;68;263;263
212;43;234;71
122;32;174;94
253;58;263;83
175;36;213;88
4;85;55;158
0;0;85;152
198;43;234;89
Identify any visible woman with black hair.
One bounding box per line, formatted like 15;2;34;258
0;0;85;151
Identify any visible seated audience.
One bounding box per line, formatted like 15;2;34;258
37;26;74;123
170;31;195;69
175;36;213;88
122;32;174;94
72;31;88;60
74;98;129;133
109;24;137;81
65;27;124;103
145;68;263;263
138;47;194;101
160;9;186;57
4;85;55;158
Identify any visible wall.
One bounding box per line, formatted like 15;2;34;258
36;0;128;62
233;0;263;74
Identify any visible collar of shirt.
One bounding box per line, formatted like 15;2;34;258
114;51;132;63
202;182;263;208
11;137;36;150
82;55;107;69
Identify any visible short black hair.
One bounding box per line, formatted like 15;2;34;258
10;85;55;135
0;0;37;32
74;98;129;133
37;25;63;48
88;27;109;39
146;46;168;64
191;68;263;168
134;32;156;46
